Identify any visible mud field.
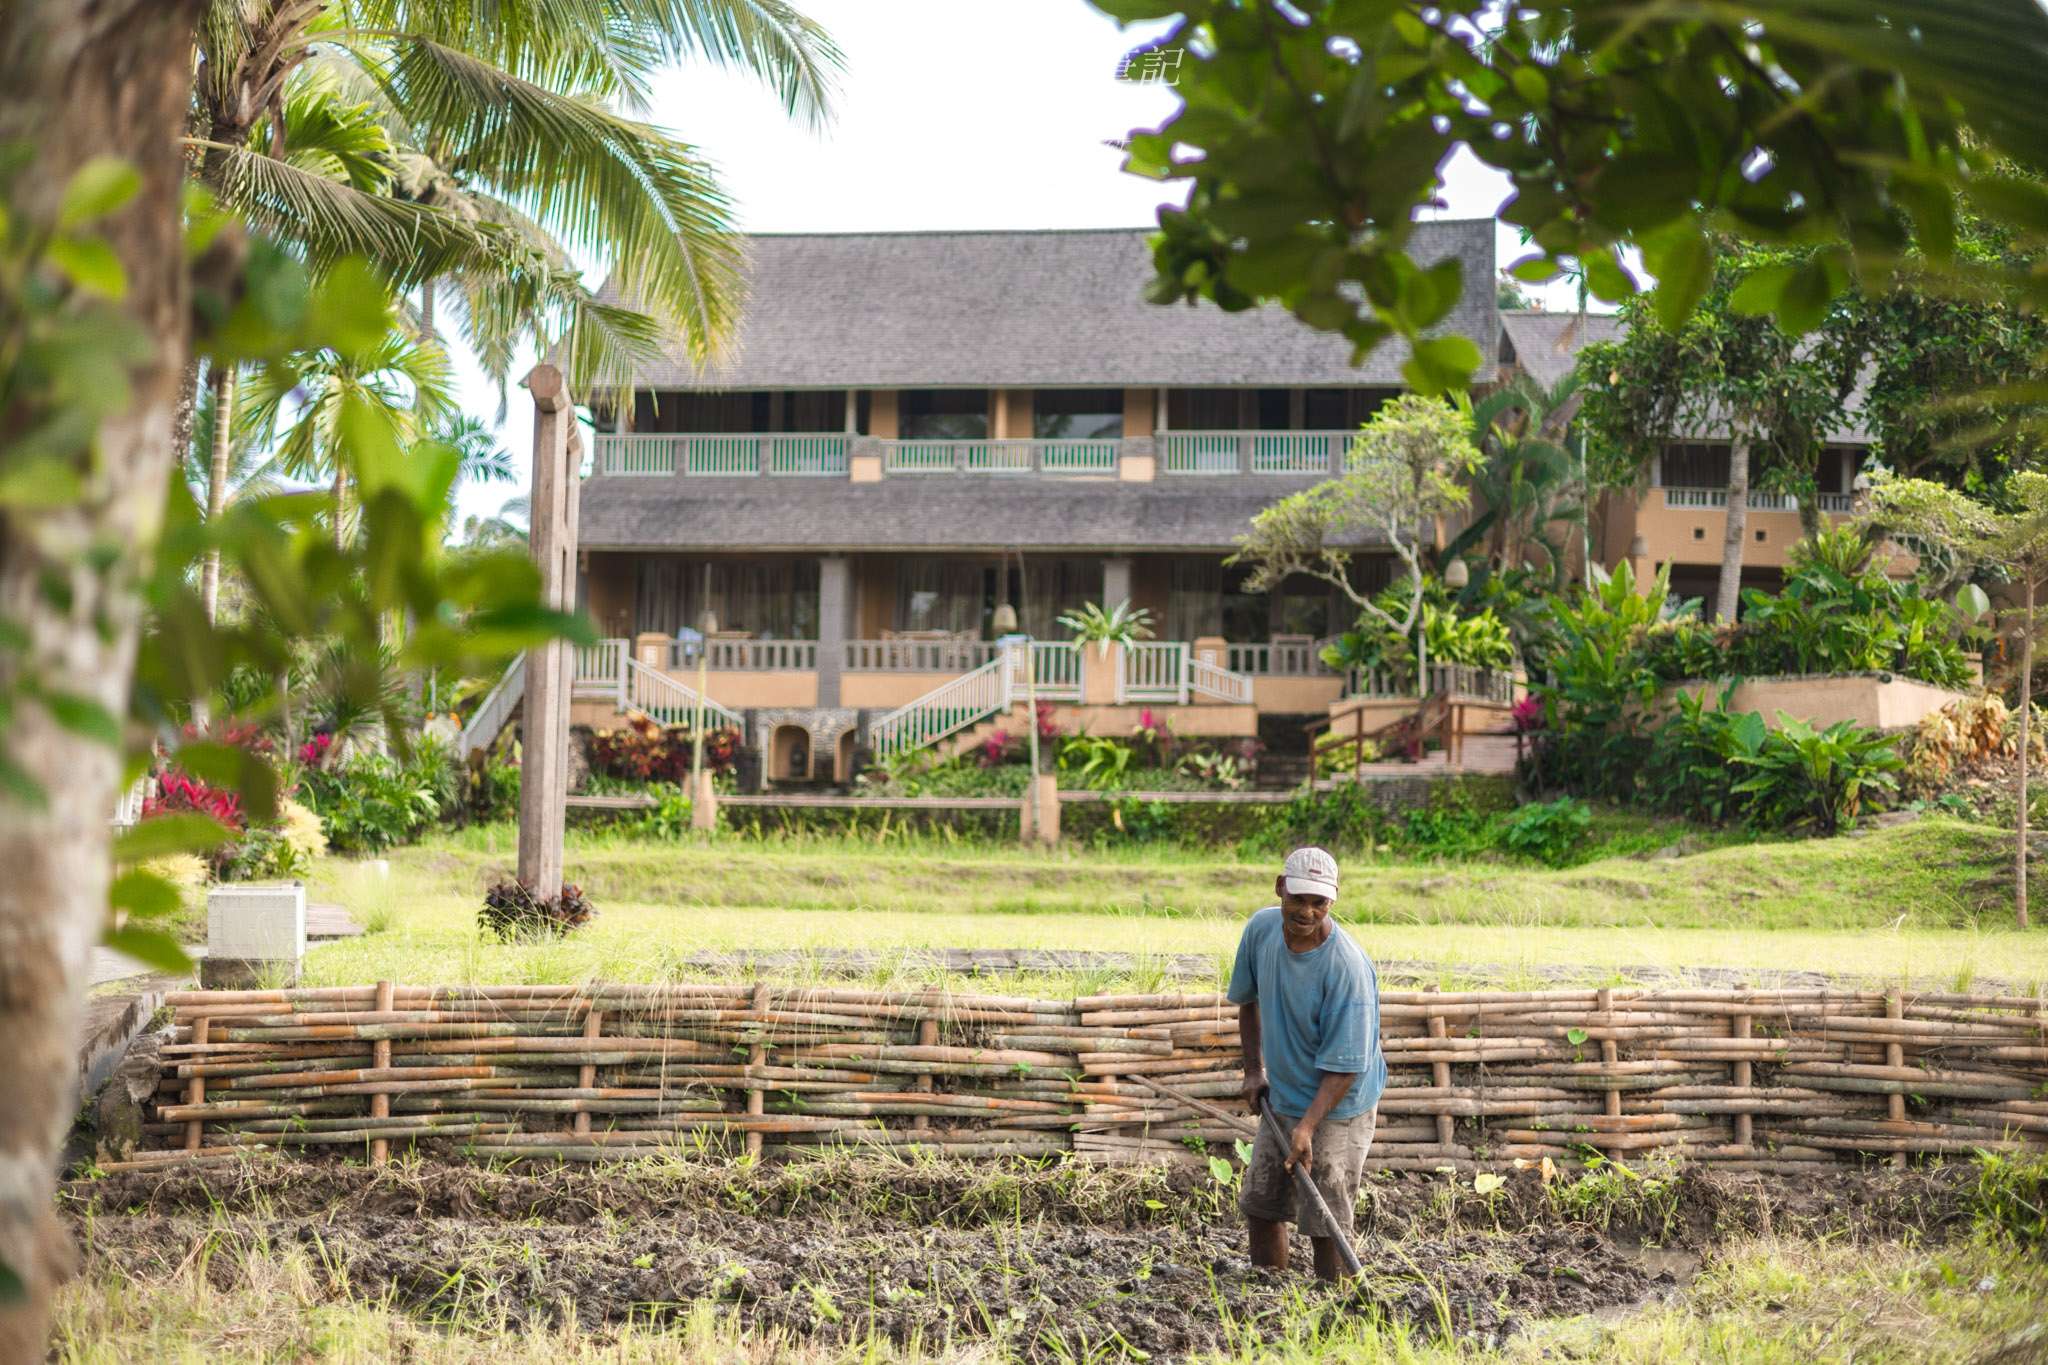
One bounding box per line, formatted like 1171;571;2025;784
62;1158;1977;1360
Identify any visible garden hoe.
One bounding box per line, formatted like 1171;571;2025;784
1133;1074;1367;1276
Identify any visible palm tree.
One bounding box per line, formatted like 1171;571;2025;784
187;1;841;396
460;494;530;547
426;413;517;488
239;330;457;545
189;363;288;620
1449;374;1589;591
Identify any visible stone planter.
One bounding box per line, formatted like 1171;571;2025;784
203;882;306;989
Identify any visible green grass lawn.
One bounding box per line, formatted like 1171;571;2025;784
300;817;2048;992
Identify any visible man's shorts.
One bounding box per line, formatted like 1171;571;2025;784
1236;1107;1376;1241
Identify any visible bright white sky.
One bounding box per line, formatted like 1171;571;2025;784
449;0;1569;525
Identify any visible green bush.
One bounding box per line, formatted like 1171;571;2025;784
297;735;459;853
1498;797;1593;866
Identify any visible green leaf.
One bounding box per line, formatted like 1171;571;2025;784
46;234;126;300
0;456;85;508
1775;255;1835;334
1726;263;1792;317
1728;710;1769;758
58;157;141;229
40;690;120;746
1507;255;1561;284
1508;66;1548;106
1955;583;1991;623
113;813;232;863
109;869;184;921
1473;1172;1507;1195
1565;1027;1588;1046
102;923;193;975
1402;335;1483;395
1644;225;1713;333
1582;251;1637;304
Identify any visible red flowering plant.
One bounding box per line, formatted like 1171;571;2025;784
978;729;1019;768
588;714;741;783
1511;695;1546;735
1129;707;1178;767
298;731;334;768
144;770;245;834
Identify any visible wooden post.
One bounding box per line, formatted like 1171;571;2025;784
1731;984;1753;1150
912;1017;938;1132
575;1006;601;1137
517;364;577;902
370;979;394;1164
1020;772;1058;845
1425;987;1454;1153
746;983;768;1159
1886;989;1907;1168
1598;987;1622;1122
182;1017;208;1152
690;767;718;833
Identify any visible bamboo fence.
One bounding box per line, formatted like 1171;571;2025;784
111;983;2048;1175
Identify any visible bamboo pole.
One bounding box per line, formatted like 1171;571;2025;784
183;1016;208;1152
746;983;768;1159
370;980;395;1165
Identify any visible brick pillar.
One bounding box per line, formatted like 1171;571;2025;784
817;555;850;707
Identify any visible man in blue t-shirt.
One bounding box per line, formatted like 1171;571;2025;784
1226;845;1386;1280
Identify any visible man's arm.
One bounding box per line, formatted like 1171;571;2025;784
1284;1069;1356;1172
1238;1000;1266;1114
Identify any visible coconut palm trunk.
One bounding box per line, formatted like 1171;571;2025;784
200;363;235;622
0;3;202;1354
1715;435;1751;623
2020;571;2034;931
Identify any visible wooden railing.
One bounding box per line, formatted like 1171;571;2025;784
884;439;1118;475
1659;486;1802;512
685;639;819;671
594;433;850;477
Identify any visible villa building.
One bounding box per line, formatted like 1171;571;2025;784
533;227;1874;785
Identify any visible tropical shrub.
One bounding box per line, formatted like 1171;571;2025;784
479;880;595;941
296;737;460;854
1056;599;1155;652
1903;693;2048;795
1498;797;1592;866
1726;712;1904;834
587;715;740;783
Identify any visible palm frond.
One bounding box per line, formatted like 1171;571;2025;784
627;0;841;128
374;36;747;361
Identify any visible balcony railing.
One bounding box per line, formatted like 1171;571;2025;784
843;638;1002;673
667;638;821;671
597;433;851;477
884;438;1117;475
1660;486;1805;513
1158;431;1353;476
1226;639;1337;675
1347;662;1517;704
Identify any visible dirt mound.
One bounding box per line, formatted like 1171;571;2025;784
60;1158;1979;1360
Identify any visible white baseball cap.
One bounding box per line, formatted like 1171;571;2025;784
1282;846;1339;901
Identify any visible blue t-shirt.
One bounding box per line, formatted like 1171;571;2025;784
1226;905;1386;1120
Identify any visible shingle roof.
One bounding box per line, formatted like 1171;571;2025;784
606;222;1498;390
1498;309;1624;388
578;474;1380;554
1498;307;1873;444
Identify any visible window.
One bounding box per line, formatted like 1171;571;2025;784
1272;575;1335;638
1033;390;1123;440
1660;442;1732;488
1016;559;1103;637
1165;389;1243;429
632;558;819;638
1254;388;1291;430
784;390;848;433
1167;559;1222;639
1303;388;1388;430
897;560;987;635
901;390;989;440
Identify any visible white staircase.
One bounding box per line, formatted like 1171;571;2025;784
458;644;741;761
868;653;1014;760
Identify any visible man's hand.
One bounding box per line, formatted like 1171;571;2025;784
1284;1117;1314;1173
1241;1068;1268;1117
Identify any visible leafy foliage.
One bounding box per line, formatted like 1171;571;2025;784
294;736;461;854
1055;599;1155;655
479;879;594;941
587;714;740;783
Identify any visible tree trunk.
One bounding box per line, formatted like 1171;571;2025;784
420;276;437;338
199;363;234;623
0;3;203;1356
1714;435;1751;623
2020;573;2033;932
333;464;348;549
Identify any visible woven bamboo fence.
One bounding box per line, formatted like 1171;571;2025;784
110;983;2048;1175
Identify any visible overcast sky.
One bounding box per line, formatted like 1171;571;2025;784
449;0;1566;525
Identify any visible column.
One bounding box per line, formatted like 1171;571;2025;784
1102;556;1133;609
817;555;851;707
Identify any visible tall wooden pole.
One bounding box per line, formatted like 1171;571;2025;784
517;365;576;900
2019;570;2034;931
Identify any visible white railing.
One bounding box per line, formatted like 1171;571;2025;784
844;639;1001;673
868;654;1012;758
1189;655;1254;704
1660;486;1802;512
1818;492;1855;513
1009;640;1083;702
459;657;527;760
1117;641;1187;704
622;657;743;730
691;639;819;671
594;433;850;477
1226;639;1335;675
1034;439;1118;474
573;639;629;704
767;435;851;476
886;440;1019;473
1347;662;1516;704
1158;430;1352;476
110;776;152;831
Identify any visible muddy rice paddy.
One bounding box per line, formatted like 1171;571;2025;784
62;1158;1977;1360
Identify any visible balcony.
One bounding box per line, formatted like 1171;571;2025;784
1657;487;1855;514
593;431;1362;482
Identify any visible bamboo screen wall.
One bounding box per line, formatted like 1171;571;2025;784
114;983;2048;1174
